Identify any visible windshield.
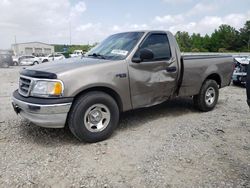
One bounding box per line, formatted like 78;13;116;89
86;32;144;60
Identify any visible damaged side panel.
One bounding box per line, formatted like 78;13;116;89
128;61;177;108
127;31;179;109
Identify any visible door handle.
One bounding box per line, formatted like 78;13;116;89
166;66;177;72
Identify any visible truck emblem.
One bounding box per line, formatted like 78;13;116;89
116;73;127;78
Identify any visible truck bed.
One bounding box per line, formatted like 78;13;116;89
183;55;232;60
178;55;234;97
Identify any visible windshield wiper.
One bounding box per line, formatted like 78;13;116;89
87;53;106;59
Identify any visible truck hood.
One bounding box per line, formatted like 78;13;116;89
24;57;112;75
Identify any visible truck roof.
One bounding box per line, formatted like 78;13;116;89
115;30;171;34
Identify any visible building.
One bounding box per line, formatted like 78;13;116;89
11;42;55;56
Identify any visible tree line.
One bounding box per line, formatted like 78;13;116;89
175;20;250;52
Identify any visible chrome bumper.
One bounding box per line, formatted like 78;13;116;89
12;96;72;128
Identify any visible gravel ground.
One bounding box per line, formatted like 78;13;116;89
0;66;249;187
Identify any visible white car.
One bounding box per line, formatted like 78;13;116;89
70;50;84;58
19;55;41;66
40;54;65;63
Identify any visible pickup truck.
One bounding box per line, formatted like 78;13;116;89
232;56;249;85
12;31;234;142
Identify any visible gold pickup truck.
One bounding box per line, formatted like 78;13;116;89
12;31;234;142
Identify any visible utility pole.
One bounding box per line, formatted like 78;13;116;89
14;35;17;55
69;21;72;45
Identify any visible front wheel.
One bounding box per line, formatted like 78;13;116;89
193;79;219;112
67;91;119;142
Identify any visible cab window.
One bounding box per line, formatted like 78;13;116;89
138;33;171;61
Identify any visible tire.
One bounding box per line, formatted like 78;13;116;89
193;79;219;112
42;59;48;63
13;61;18;66
68;91;119;142
33;61;39;65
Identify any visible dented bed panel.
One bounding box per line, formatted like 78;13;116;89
178;56;234;97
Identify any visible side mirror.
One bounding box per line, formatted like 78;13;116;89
132;48;154;63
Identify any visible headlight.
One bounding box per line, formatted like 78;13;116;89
30;80;64;97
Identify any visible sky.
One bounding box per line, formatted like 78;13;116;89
0;0;249;49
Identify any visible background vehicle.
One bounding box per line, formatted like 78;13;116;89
232;56;249;85
247;64;250;107
13;55;39;66
0;50;14;67
19;55;40;66
70;50;84;58
40;53;65;62
12;56;20;66
12;31;234;142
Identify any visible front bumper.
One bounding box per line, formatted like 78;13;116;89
12;90;73;128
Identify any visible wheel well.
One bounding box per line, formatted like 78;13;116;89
73;87;123;112
206;73;221;87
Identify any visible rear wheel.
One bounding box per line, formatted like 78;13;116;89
193;79;219;112
33;61;39;65
68;91;119;142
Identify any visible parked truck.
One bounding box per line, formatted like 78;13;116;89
12;31;234;142
232;56;249;85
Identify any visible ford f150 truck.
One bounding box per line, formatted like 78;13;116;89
12;31;234;142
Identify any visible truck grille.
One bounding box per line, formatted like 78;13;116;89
19;76;32;96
